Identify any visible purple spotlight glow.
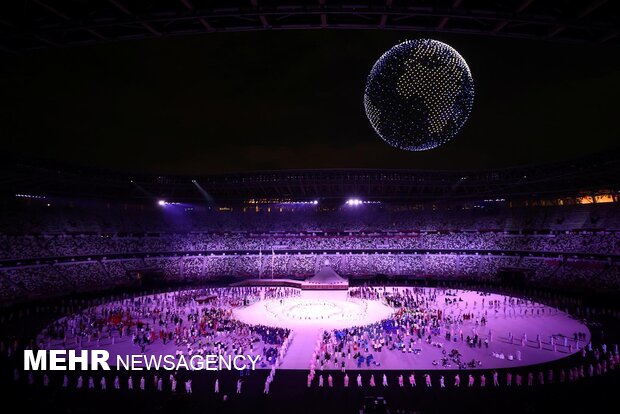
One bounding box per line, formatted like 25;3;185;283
158;200;182;206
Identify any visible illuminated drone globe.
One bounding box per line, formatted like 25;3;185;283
364;39;474;151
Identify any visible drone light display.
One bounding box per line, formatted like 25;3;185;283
364;39;474;151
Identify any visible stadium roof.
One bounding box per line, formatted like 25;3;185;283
1;0;619;53
2;149;619;203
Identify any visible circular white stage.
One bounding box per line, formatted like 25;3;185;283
233;290;393;329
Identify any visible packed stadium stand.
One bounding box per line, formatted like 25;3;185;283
1;199;620;304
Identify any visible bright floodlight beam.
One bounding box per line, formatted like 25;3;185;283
192;180;216;206
130;180;154;198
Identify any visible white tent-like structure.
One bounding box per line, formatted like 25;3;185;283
305;260;349;289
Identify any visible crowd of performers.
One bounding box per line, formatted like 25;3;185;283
306;286;618;392
40;287;296;353
313;287;590;374
34;287;296;393
307;338;619;390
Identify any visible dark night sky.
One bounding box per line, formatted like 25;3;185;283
1;30;619;175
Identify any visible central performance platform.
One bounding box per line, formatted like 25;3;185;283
232;263;349;290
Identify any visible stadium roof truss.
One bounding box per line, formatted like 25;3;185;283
0;0;618;53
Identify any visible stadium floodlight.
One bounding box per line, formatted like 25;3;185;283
158;200;181;206
346;199;381;206
15;194;46;199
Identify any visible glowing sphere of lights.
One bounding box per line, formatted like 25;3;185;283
364;39;474;151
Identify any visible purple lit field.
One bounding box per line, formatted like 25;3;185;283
39;287;589;371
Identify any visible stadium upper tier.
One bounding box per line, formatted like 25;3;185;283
2;229;620;261
2;202;620;263
2;202;620;237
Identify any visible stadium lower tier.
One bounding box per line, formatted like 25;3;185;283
0;252;619;305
